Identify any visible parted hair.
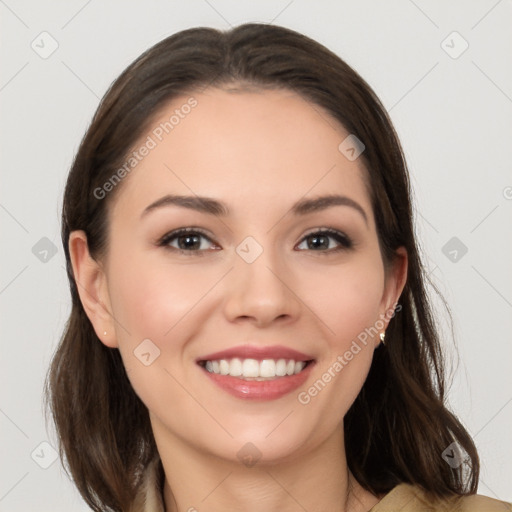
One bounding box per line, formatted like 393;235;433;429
46;23;479;511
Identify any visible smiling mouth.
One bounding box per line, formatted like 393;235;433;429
198;358;315;380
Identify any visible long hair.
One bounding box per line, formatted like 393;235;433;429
46;23;479;511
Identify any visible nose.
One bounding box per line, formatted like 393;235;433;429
222;244;301;328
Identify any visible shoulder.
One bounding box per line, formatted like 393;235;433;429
456;494;512;512
370;483;512;512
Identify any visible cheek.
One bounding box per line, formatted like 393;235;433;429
105;251;215;426
301;253;385;347
105;247;227;392
107;249;218;344
293;254;384;423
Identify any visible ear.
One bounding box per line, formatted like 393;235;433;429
68;230;118;348
378;246;408;338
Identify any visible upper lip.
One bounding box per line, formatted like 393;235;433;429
196;344;315;363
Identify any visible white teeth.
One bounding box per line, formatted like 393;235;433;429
275;359;287;376
229;358;243;377
219;359;230;375
260;359;276;378
203;357;307;379
242;358;260;378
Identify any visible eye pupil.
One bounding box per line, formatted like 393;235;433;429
308;234;329;250
179;234;200;250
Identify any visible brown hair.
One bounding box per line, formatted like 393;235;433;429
46;23;479;511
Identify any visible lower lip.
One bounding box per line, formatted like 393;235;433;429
200;362;315;400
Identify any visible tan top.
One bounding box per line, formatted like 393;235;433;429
132;457;512;512
369;483;512;512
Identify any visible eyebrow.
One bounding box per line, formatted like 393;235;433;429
141;194;368;225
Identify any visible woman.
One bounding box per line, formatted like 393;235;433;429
46;23;511;511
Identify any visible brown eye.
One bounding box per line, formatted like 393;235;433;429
175;233;202;250
159;229;218;252
296;229;352;252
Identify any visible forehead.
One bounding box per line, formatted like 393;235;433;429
110;87;371;220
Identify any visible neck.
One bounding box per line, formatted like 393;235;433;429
151;419;380;512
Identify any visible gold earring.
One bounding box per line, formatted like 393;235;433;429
380;332;386;345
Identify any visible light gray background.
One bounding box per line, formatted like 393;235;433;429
1;1;511;510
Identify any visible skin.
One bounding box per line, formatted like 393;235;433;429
70;87;408;512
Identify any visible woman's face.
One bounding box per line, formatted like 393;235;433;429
73;87;406;464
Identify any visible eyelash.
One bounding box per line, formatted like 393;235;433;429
157;227;353;255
